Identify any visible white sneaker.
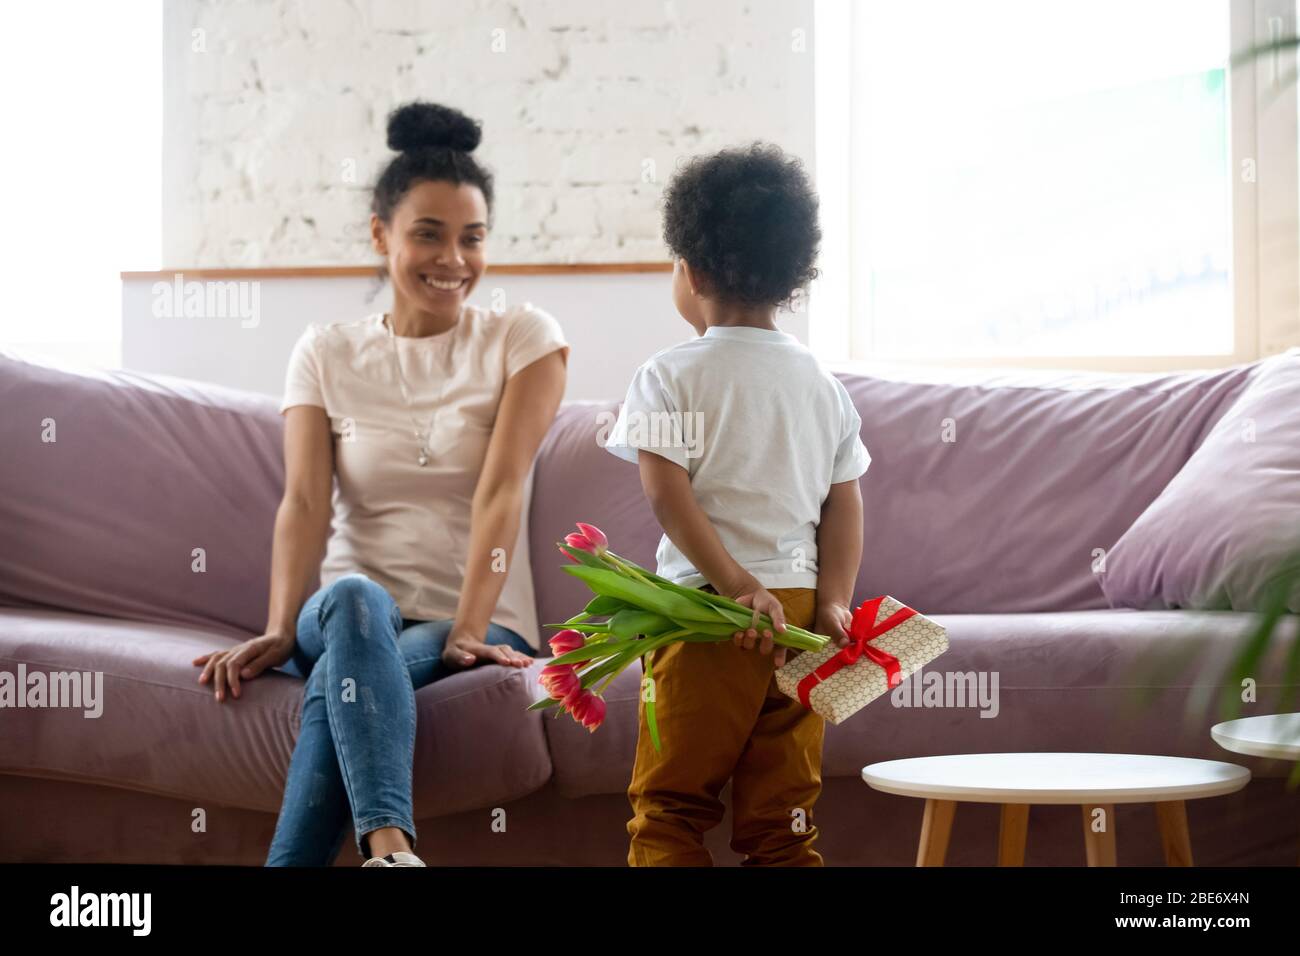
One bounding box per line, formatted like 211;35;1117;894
362;851;425;867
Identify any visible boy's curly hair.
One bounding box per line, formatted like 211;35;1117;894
662;142;821;307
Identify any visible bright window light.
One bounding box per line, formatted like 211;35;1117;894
851;0;1232;359
0;1;161;368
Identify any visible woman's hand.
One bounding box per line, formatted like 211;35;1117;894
194;631;296;703
441;626;533;671
721;572;789;666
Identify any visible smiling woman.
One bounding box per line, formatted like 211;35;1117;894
191;101;571;868
370;101;495;330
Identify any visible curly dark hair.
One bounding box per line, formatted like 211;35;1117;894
371;101;494;224
661;143;821;307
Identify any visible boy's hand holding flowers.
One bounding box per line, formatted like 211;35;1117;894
721;570;790;666
534;522;833;749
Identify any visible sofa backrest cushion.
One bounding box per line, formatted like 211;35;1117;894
1100;348;1300;612
0;352;290;635
530;360;1257;622
0;349;1264;634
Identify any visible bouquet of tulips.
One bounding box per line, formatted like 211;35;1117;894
531;522;832;751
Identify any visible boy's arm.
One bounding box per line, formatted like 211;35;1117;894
637;451;755;596
638;451;790;655
815;478;864;643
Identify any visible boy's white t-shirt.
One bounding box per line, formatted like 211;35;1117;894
278;303;570;649
603;324;871;590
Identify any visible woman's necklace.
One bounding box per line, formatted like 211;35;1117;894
384;311;456;466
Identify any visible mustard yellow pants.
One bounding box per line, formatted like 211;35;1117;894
626;586;826;866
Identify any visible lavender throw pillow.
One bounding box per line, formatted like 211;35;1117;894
1100;348;1300;612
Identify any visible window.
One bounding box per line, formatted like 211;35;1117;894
0;1;162;369
814;0;1299;370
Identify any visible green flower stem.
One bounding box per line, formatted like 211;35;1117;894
604;549;829;650
603;552;660;589
643;651;661;753
578;627;688;694
545;622;613;635
574;642;644;687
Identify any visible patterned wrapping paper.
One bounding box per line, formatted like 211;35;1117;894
774;595;948;724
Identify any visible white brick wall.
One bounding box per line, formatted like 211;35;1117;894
164;0;815;266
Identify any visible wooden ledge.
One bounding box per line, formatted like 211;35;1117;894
121;263;673;280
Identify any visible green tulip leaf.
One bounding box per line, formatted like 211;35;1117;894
557;543;607;569
584;594;630;616
608;608;675;638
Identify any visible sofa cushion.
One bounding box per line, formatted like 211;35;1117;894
0;609;552;816
530;363;1256;621
1101;348;1300;612
0;352;288;635
833;362;1255;613
539;608;1299;798
0;350;548;648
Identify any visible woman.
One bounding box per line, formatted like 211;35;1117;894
192;101;569;867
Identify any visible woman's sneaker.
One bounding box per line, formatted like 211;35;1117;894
362;851;425;867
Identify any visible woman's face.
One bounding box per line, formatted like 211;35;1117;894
371;179;489;321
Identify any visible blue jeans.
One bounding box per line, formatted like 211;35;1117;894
264;573;536;866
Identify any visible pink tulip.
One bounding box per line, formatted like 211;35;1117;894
548;629;586;656
564;532;596;556
566;689;606;732
540;663;580;702
575;522;609;554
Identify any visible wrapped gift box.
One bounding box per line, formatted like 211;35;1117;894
775;595;948;724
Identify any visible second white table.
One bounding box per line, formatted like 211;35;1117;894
862;752;1251;866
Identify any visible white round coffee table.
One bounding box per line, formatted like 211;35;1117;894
1211;713;1300;761
862;752;1251;867
1211;713;1300;864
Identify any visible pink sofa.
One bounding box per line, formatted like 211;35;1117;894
1;350;1296;865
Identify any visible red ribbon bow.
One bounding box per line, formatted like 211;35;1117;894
796;596;916;710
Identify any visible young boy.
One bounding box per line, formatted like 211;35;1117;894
604;143;871;866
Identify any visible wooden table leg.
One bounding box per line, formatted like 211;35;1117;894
998;803;1029;866
917;799;956;866
1081;803;1117;866
1155;800;1193;867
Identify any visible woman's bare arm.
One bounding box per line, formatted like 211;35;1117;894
445;348;567;667
264;405;336;635
194;404;334;700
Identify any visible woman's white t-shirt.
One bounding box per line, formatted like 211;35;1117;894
278;303;570;649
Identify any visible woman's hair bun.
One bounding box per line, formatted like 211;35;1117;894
386;101;482;153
